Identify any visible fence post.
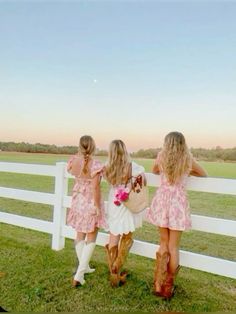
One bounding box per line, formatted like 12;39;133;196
52;162;68;250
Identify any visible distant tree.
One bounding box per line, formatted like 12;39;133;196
0;141;236;161
96;149;108;156
131;148;160;159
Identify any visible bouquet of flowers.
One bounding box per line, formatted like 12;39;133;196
113;186;129;206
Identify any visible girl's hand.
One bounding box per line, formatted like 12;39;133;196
190;158;208;177
152;163;160;174
93;206;100;217
96;207;101;217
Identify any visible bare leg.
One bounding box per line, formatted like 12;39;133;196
76;232;86;243
86;227;99;244
168;230;182;273
109;232;121;249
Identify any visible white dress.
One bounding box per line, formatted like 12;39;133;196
106;162;145;235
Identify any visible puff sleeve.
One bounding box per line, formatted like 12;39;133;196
90;159;104;178
67;155;77;173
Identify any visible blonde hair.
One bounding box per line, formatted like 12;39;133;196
78;135;96;174
159;132;191;184
105;139;130;185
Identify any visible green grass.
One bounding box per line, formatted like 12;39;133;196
1;151;236;178
0;152;236;312
0;151;70;165
1;224;236;313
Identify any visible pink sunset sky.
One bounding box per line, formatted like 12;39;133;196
1;2;235;151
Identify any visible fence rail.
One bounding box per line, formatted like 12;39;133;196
0;161;236;279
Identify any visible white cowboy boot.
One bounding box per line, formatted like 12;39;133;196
73;242;96;287
75;240;95;274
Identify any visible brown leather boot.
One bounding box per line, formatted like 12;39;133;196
161;265;181;299
113;233;133;271
105;244;119;287
153;251;169;296
111;232;134;286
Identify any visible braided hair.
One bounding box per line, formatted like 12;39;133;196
78;135;96;174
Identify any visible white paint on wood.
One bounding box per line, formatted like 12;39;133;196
0;212;52;234
0;187;55;205
0;162;56;176
51;162;68;251
191;214;236;237
145;173;236;195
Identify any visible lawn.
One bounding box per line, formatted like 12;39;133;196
1;224;236;312
1;151;236;178
0;152;236;312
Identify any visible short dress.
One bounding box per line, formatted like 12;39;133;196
106;162;146;236
66;156;107;233
146;159;192;231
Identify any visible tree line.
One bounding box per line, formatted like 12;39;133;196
0;141;236;161
0;141;108;156
131;147;236;161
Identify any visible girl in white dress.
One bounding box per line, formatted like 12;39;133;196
104;139;146;287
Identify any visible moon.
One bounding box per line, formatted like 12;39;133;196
93;79;97;83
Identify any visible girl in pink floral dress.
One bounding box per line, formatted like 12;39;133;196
147;132;207;299
67;135;106;287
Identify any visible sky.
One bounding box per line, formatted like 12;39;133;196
0;0;236;151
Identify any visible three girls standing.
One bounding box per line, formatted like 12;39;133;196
67;132;207;298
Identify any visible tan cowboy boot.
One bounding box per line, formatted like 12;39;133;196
112;232;134;285
161;265;181;299
105;244;119;287
153;251;169;296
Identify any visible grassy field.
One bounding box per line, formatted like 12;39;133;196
0;152;236;312
1;151;236;178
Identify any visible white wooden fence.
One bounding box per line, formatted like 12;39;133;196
0;161;236;279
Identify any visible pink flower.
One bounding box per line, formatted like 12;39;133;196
119;191;129;201
113;186;130;206
116;187;129;201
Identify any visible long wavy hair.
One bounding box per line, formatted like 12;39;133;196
78;135;96;174
105;139;130;185
159;132;191;184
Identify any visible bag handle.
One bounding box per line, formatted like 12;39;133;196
125;162;145;191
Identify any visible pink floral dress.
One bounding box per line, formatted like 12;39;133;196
66;156;107;233
146;156;192;231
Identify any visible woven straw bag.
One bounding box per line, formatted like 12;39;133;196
123;164;149;213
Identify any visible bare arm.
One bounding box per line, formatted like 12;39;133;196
190;159;208;177
92;173;101;215
152;161;160;174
